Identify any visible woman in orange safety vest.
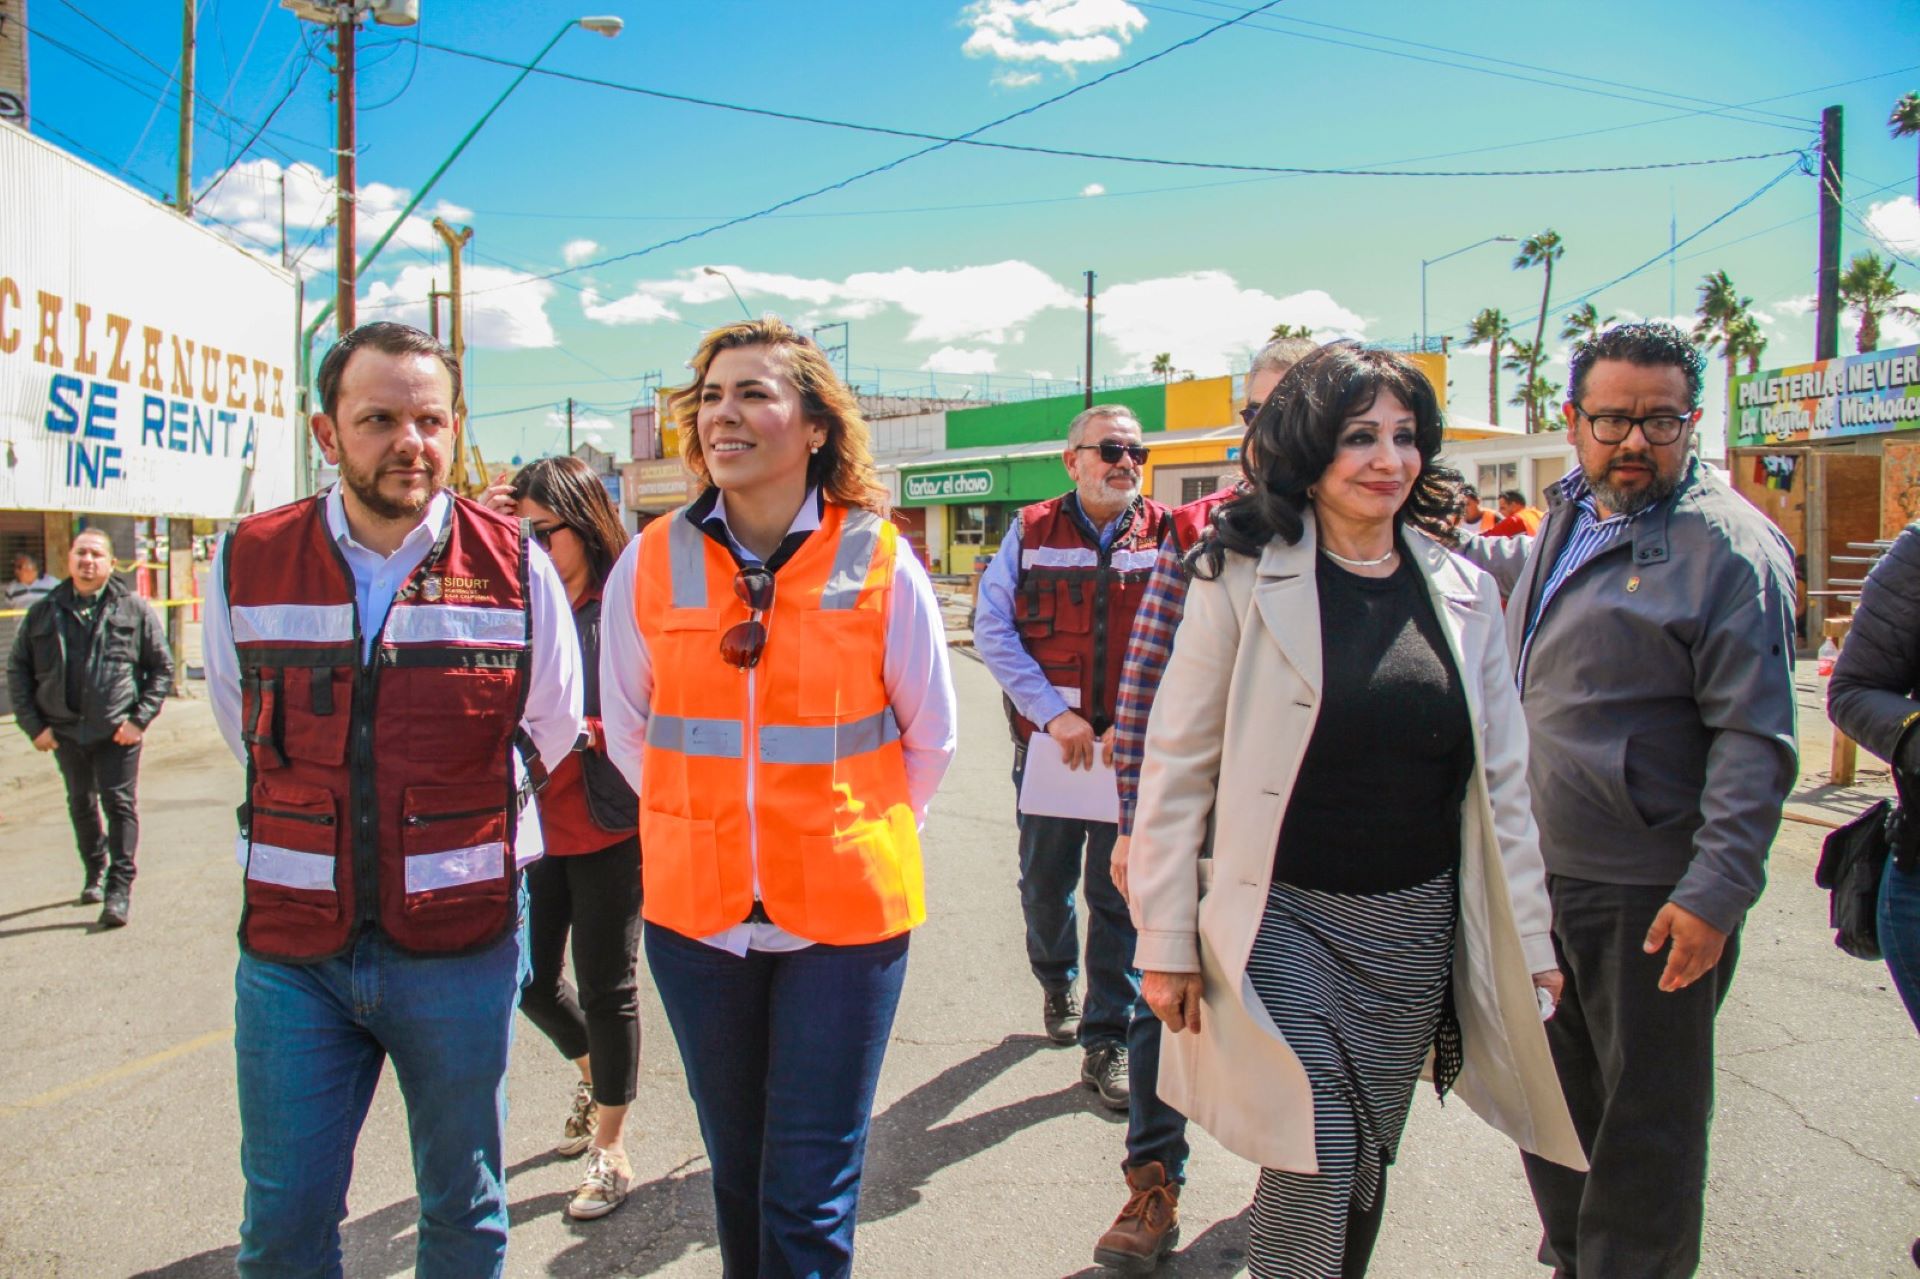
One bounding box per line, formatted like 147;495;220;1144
599;317;957;1278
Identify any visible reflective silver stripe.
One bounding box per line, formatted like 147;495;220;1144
1112;548;1160;572
245;843;337;891
668;510;709;608
820;509;883;610
1021;546;1100;570
385;604;527;646
230;603;356;645
759;708;901;765
404;841;506;894
647;713;744;759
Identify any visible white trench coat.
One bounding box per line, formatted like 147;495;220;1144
1130;513;1587;1174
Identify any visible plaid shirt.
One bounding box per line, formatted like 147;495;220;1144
1113;538;1193;836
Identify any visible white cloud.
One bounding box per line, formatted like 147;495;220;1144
359;263;558;350
1864;195;1920;258
578;259;1079;345
993;69;1044;88
924;346;1000;374
546;409;618;445
580;286;680;326
1097;272;1366;374
1771;293;1819;316
562;238;602;267
961;0;1146;67
431;200;473;222
1081;182;1106;197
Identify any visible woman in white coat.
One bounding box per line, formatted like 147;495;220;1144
1130;342;1585;1278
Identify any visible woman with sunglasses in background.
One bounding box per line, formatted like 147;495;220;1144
481;455;642;1221
600;318;957;1278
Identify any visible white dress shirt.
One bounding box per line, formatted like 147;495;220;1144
600;490;958;955
205;485;584;867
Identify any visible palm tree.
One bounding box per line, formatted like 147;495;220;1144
1510;372;1563;432
1502;337;1541;425
1840;251;1903;353
1726;312;1767;375
1270;322;1312;341
1467;307;1510;426
1692;269;1759;400
1559;301;1612;345
1513;230;1565;432
1892;91;1920;205
1151;352;1174;383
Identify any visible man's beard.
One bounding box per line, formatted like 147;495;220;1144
340;455;437;520
1586;452;1678;517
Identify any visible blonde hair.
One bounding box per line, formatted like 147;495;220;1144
668;318;889;516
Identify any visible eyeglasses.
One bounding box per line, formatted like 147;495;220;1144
1074;441;1150;465
720;566;776;670
1239;403;1262;427
529;522;571;549
1573;404;1697;446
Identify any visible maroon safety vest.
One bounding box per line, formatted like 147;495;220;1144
1006;493;1169;743
222;491;533;962
1166;483;1244;555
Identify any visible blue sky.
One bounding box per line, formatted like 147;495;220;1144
20;0;1920;460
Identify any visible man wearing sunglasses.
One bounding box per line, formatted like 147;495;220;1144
976;403;1171;1116
1456;322;1797;1278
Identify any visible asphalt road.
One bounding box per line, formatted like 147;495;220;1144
0;655;1915;1277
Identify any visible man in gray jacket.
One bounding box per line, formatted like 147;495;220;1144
1462;322;1798;1278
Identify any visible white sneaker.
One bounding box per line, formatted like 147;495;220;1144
555;1080;596;1158
566;1146;631;1221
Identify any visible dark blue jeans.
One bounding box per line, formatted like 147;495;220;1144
645;922;910;1279
1881;855;1920;1034
1012;751;1138;1047
234;919;527;1279
1126;993;1191;1182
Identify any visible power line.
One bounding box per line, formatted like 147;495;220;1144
193;33;321;208
400;36;1807;184
1139;0;1811;130
453;0;1298;301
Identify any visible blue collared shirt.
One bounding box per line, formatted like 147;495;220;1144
1517;470;1638;683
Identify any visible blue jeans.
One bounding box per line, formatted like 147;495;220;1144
1012;752;1138;1047
234;919;527;1279
1882;855;1920;1034
1126;994;1190;1182
645;922;909;1279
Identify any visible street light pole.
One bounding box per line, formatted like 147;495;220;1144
703;266;752;319
293;13;623;488
1420;234;1517;352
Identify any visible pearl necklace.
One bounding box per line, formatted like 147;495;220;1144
1320;545;1397;569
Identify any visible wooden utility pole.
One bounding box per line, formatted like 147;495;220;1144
0;0;30;128
566;397;575;455
1083;270;1096;409
427;277;448;340
433;216;476;487
176;0;194;212
1815;105;1843;362
334;4;357;330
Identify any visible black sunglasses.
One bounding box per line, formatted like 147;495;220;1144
1239;403;1261;427
1075;441;1150;465
721;566;776;670
529;522;572;549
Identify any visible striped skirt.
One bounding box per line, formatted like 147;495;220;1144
1244;869;1457;1279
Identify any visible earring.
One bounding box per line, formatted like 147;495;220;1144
810;441;822;455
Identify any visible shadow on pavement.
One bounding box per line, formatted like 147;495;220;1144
132;1035;1068;1278
0;918;100;940
0;899;81;925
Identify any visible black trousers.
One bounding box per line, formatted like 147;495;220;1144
1521;876;1741;1279
518;837;642;1107
52;737;142;895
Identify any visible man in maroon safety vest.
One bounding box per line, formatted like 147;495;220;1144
204;322;582;1278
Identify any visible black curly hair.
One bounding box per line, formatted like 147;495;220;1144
1195;342;1459;574
1566;320;1704;409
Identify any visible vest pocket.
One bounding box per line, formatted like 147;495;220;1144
281;667;350;765
641;810;720;924
797;611;886;718
244;779;341;922
799;805;918;937
400;785;510;917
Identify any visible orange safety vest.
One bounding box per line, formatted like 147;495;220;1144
633;500;923;946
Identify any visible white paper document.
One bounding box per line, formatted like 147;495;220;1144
1018;731;1120;824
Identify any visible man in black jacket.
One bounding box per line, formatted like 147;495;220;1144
6;529;173;927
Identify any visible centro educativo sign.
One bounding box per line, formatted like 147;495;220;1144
905;468;995;502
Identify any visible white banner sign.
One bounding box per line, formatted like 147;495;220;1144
0;126;298;518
